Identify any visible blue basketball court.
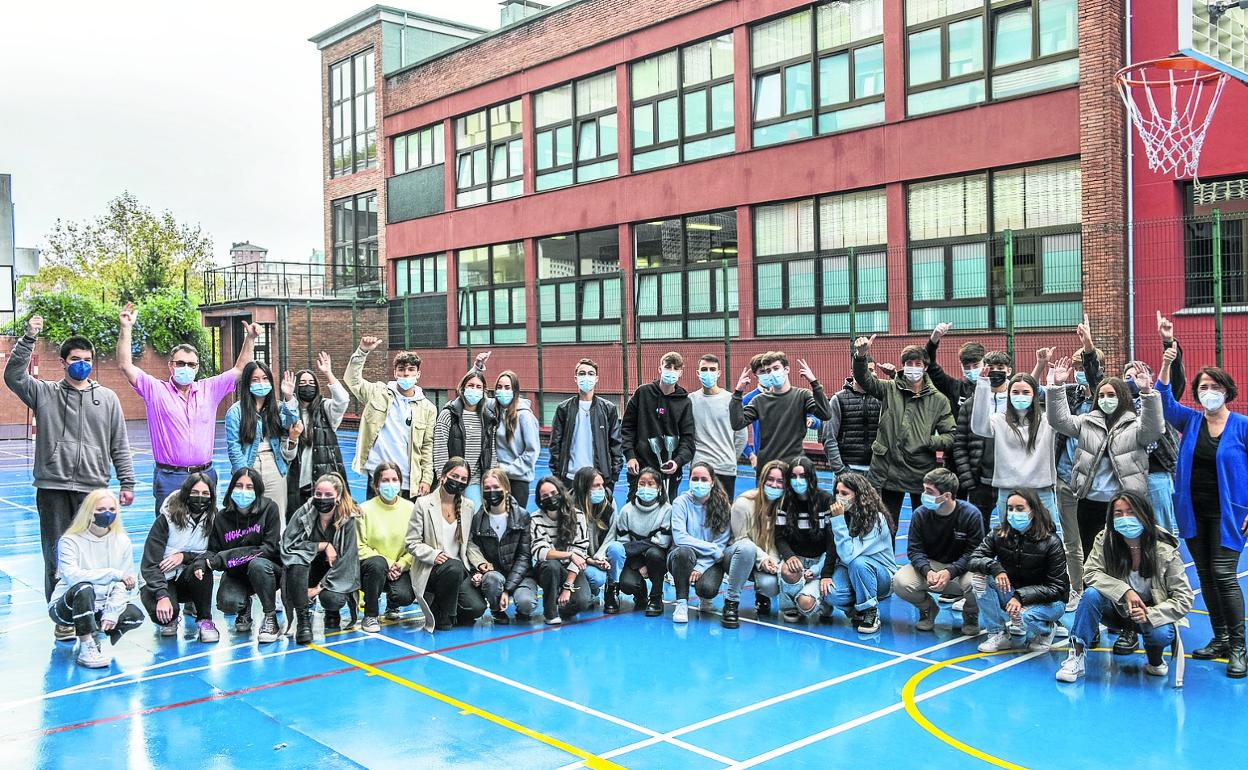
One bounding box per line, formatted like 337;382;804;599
0;425;1245;768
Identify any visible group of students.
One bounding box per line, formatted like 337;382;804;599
7;305;1246;684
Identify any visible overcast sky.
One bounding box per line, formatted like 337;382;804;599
0;0;503;265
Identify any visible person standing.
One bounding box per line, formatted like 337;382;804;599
286;352;349;512
116;302;259;510
225;362;299;518
433;369;497;508
623;352;697;500
491;371;540;508
924;322;985;413
729;351;831;474
971;370;1059;528
954;351;1013;528
548;358;624;485
819;358;883;478
690;354;748;496
5;315;136;640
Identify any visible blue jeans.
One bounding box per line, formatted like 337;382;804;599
1070;586;1177;651
1147;472;1178;534
825;558;895;612
584;542;627;589
976;580;1065;638
780;555;825;617
463;483;482;510
995;486;1060;535
154;465;218;512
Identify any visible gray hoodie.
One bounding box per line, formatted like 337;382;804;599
493;397;540;483
4;335;135;492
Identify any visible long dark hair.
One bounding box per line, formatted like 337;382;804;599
997;488;1056;541
630;466;667;507
834;472;893;538
1103;490;1176;580
1004;373;1043;453
1096;377;1134;429
496;370;521;443
166;471;216;534
572;466;612;536
690;461;731;536
237;361;285;446
294;368;323;448
782;456;830;535
439;457;470;542
535;475;579;547
221;467;266;516
457;369;486;411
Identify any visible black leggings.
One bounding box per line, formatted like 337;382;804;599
879;489;920;548
1188;516;1246;640
535;559;591;620
50;582;144;642
141;568;214;623
216;557;281;614
1077;498;1110;558
285;553;348;613
617;546;668;603
360;555;416;616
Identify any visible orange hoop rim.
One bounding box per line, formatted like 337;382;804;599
1117;55;1226;88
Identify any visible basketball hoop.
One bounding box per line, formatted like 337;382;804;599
1116;55;1229;179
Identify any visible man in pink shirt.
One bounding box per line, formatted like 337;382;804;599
117;303;261;510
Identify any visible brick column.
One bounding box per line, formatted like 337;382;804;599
1078;0;1128;368
883;0;906;123
524;237;539;345
732;24;751;153
615;62;633;175
521;93;536;194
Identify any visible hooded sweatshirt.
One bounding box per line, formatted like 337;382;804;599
622;381;697;470
207;497;282;572
493;397;541;482
4;334;136;492
49;527;134;622
141;496;212;599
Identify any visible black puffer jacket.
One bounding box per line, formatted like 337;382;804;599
470;497;531;594
968;528;1069;605
952;397;990;490
287;399;347;498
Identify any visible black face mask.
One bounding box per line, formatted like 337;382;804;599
443;478;468;496
538;495;562;512
483;490;506;508
297;385;319;402
987;371;1009;388
312;497;336;514
186;496;212;514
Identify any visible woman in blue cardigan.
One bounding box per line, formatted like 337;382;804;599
1159;346;1248;677
225;362;299;522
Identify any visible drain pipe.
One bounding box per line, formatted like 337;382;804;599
1125;0;1137;360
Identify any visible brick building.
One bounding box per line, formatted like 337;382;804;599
312;0;1248;423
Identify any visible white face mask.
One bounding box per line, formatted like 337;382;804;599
903;366;924;382
1200;390;1227;413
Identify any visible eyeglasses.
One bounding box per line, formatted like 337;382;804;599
172;361;200;369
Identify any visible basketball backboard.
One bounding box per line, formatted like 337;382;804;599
1179;0;1248;81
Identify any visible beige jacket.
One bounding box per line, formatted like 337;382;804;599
1083;530;1193;629
344;346;436;490
405;491;485;631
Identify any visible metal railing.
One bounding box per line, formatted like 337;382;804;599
203;262;381;305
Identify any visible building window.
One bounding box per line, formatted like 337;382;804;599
751;2;884;148
455;100;523;207
990;0;1079;98
631;34;735;172
457;242;527;345
331;192;378;291
907;160;1082;330
329;50;377;177
634;211;739;339
754;189;889;336
393;125;444;174
394;254;447;297
1184;178;1248;308
535;72;618;191
537;228;622;343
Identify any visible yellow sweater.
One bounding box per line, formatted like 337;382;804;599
357;497;415;571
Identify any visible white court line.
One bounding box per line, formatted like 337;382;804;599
739;616;978;674
369;633;738;767
556;632;980;769
0;497;39;514
725;646;1052;768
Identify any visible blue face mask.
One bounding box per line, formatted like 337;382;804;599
660;370;680;386
635;486;659;503
757;372;776;390
67;360;93;381
1113;516;1145;539
689;481;712;499
378;482;401;503
1074;371;1088;386
964;368;980;383
698;371;719;389
249;382;273;399
495;390;514;406
1010;395;1034;411
92;509;117;529
921;493;940;510
763;484;784;501
396;377;417;392
231;488;257;509
789;478;809;495
1007;511;1032;532
577;375;597;393
462;387;484;406
590;488;607;505
172;366;197;386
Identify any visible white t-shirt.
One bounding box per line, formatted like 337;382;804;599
488;511;508;540
1128;570;1153;604
568;400;595;479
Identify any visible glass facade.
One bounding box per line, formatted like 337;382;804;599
536;72;618;190
634;211;739;340
537;228;623;342
329;50;377;177
631;34;735;171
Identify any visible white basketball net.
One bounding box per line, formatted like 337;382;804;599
1117;62;1228;179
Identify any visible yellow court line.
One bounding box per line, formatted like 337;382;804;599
307;643;626;770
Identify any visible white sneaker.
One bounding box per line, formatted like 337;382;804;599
76;636;110;669
1145;661;1170;677
1056;648;1086;682
950;598;966;612
544;615;562;626
1028;627;1057;651
978;630;1014;653
1053;624;1070;639
672;600;689;624
361;616;380;634
1065;590;1082;613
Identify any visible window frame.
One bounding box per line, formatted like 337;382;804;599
1182;179;1248;308
330;192;379;291
989;0;1080;82
633;210;740;340
534;70;619;191
536;229;624;343
455;242;528;346
393;253;448;297
392;124;444;176
454;100;523;207
329;48;377;178
904;6;986;105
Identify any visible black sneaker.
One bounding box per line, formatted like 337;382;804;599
324;611;341;632
295;608;313;645
234;612;253;635
604;584;620;615
1113;625;1139;656
491;610;511;626
257;612;280;644
854;607;881;634
755;595;772;616
1193;632;1231;660
515;612;532;623
721;599;740;629
645;597;664;617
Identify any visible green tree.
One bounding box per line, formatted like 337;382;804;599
27;191;213;303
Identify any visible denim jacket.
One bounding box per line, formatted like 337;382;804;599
225;401;299;475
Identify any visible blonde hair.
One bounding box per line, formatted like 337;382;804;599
313;473;360;527
64;489;124;537
748;460;788;555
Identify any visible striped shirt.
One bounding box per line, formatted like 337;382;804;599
530;509;590;566
433;408;485;482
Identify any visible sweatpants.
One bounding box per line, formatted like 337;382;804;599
216;557;281;615
49;582;144;642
